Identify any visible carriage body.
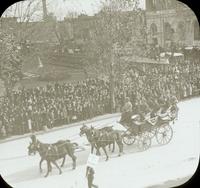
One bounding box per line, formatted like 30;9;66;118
120;109;176;151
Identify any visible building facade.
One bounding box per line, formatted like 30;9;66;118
145;0;200;47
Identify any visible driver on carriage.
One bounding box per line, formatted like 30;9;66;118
169;95;179;119
119;97;133;126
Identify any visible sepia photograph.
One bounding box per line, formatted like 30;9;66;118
0;0;200;187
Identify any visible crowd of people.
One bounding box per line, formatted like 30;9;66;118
0;58;200;139
0;79;111;137
115;61;200;116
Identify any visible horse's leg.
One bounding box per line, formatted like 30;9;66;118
117;142;122;156
39;158;44;173
51;160;62;175
112;141;115;153
49;162;52;172
44;160;50;177
102;146;109;161
117;137;124;156
95;145;101;156
91;144;94;154
108;142;111;151
69;153;77;169
60;156;66;168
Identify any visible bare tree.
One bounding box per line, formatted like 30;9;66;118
2;0;43;42
0;0;43;94
0;31;22;95
80;0;145;112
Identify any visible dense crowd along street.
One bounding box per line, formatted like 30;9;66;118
0;56;200;139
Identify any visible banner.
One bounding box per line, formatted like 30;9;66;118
86;153;99;169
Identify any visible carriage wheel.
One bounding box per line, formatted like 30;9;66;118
146;128;156;139
137;136;151;151
122;133;135;145
156;124;173;145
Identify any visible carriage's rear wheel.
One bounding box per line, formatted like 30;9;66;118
156;124;173;145
137;136;151;151
122;133;135;145
145;128;156;139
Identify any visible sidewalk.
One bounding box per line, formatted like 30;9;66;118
0;113;120;144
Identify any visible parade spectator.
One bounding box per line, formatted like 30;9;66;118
0;58;200;139
86;166;98;188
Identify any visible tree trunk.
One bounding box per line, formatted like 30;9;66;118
42;0;48;21
109;52;115;113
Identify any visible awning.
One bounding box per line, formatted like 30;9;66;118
185;46;194;50
160;52;184;57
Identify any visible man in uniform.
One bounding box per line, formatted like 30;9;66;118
119;97;133;125
86;166;98;188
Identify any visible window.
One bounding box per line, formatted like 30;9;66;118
150;23;158;36
164;22;174;41
177;22;185;41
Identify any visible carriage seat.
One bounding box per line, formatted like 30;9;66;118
131;114;140;120
146;116;158;126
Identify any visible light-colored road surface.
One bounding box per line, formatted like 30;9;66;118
0;98;199;188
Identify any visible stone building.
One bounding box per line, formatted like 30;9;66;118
145;0;200;47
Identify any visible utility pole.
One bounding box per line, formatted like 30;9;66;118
42;0;48;21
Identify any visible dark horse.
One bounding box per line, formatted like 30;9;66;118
28;135;77;177
80;125;123;161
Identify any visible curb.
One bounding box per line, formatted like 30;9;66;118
0;113;120;144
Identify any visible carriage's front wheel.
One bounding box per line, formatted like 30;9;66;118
156;124;173;145
137;135;151;151
122;133;135;145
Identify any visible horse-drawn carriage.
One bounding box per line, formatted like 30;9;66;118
119;105;178;151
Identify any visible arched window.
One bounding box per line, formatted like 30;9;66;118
164;22;174;41
194;20;200;40
146;0;156;11
150;23;157;36
177;22;185;41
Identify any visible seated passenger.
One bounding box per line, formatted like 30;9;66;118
132;114;145;126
